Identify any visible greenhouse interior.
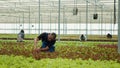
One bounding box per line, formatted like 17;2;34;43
0;0;120;68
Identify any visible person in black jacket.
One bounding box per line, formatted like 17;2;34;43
34;32;57;52
107;33;112;39
17;29;25;42
80;34;86;41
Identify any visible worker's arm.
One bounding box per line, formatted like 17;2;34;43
40;46;49;51
34;33;44;49
34;37;39;49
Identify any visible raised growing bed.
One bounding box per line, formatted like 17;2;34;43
0;34;118;41
0;41;119;63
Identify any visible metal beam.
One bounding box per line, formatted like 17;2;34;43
118;0;120;53
58;0;61;42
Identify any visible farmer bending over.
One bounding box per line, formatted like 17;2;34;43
80;34;87;41
107;33;112;39
34;32;57;52
17;29;25;42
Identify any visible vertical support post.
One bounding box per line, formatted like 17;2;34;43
15;3;17;34
58;0;61;41
79;11;81;34
114;0;116;24
101;5;103;36
63;6;67;35
38;0;41;34
65;18;67;34
63;6;65;35
95;0;97;13
15;17;17;34
118;0;120;53
89;13;91;35
86;0;88;39
23;12;24;29
55;17;57;32
19;15;20;30
41;15;43;33
19;0;21;31
111;12;113;35
50;5;52;32
29;6;31;34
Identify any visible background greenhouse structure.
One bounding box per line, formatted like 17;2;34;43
0;0;118;42
0;0;118;36
1;0;120;67
0;0;119;43
0;0;118;40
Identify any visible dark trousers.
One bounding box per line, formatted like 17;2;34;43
41;41;55;52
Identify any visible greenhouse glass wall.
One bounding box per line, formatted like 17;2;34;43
0;0;118;41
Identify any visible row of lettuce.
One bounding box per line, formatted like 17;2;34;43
0;40;119;68
0;55;120;68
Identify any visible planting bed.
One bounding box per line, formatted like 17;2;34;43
0;41;119;63
0;40;120;68
0;34;118;41
0;55;120;68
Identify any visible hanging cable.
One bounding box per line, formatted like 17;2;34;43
93;0;98;19
73;0;78;15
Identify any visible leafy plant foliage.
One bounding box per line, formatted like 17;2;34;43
0;55;120;68
0;41;120;63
